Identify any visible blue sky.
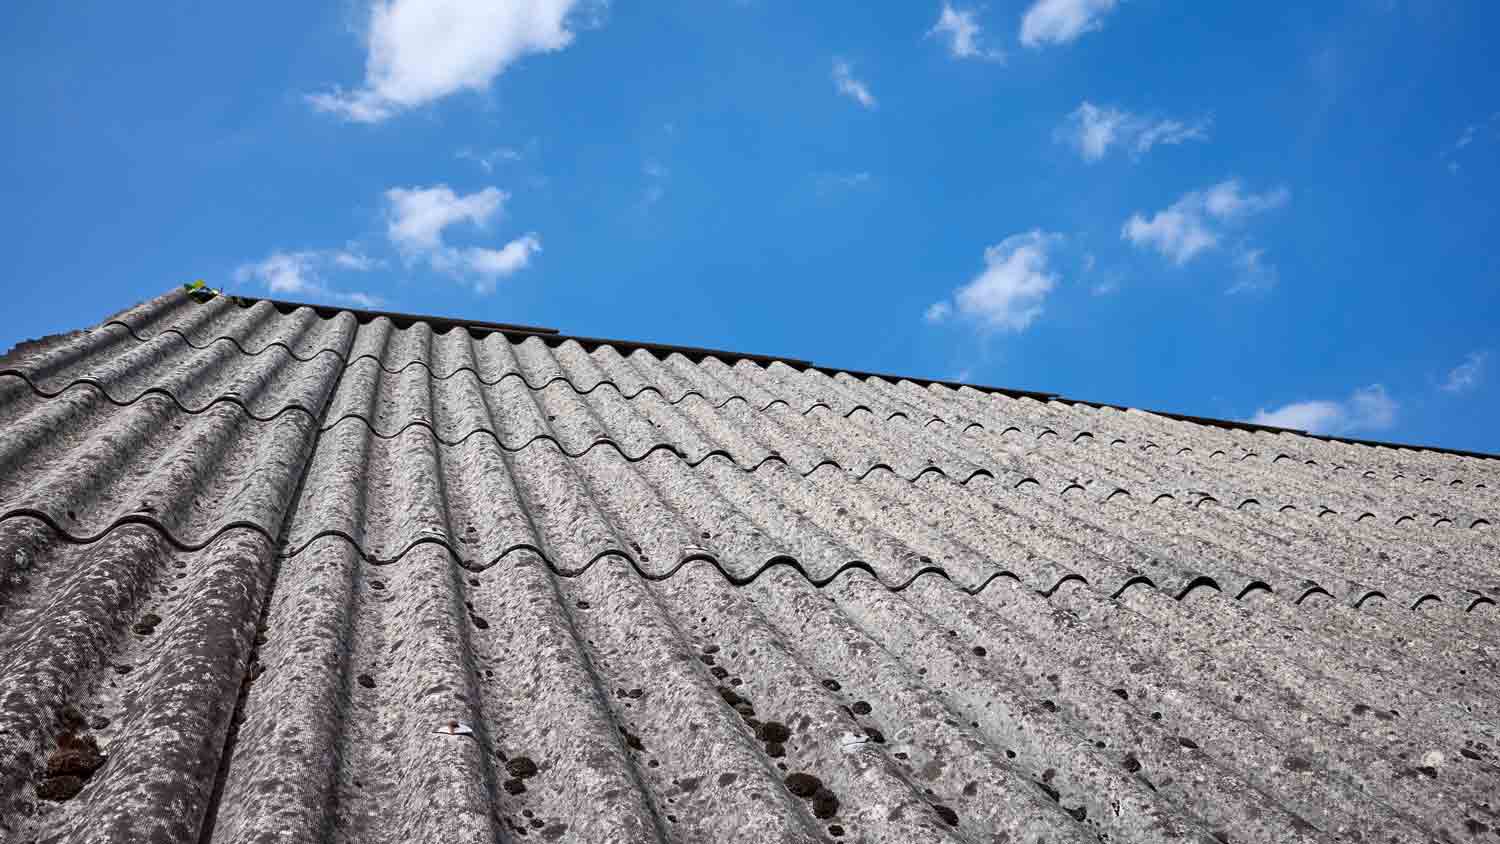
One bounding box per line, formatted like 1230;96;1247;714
3;0;1497;453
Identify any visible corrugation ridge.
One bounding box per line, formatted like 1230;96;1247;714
1101;578;1500;770
974;423;1497;593
1099;405;1496;516
1179;439;1489;529
96;290;1500;463
1015;407;1495;531
1056;405;1438;516
0;312;356;560
1125;493;1490;617
90;321;1032;428
1258;424;1500;481
106;295;358;356
0;516;275;843
650;563;1118;843
784;568;1326;843
1021;396;1426;486
1022;584;1491;836
3;308;351;413
193;318;369;844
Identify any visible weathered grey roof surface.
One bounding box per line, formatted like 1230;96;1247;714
0;289;1497;844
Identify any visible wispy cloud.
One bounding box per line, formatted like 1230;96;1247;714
1123;179;1289;266
1441;114;1499;174
927;3;1004;61
816;171;873;195
233;248;383;308
309;0;595;123
331;247;382;272
456;146;523;173
832;59;877;109
1441;351;1488;393
926;230;1061;332
1020;0;1119;48
1056;102;1210;162
1080;252;1123;295
1227;246;1278;294
383;183;540;292
1249;384;1397;434
638;160;668;212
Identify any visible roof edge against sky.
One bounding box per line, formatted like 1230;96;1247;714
246;294;562;336
227;293;1500;461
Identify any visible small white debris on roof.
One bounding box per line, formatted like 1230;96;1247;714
839;732;871;753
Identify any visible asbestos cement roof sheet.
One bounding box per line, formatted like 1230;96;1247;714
0;289;1497;844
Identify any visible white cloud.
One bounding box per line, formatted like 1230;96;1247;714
928;4;1003;61
1122;203;1217;265
1250;400;1345;433
1123;179;1288;265
832;59;876;109
383;184;540;291
385;184;506;252
1202;180;1290;218
309;0;591;122
1062;103;1127;161
432;235;543;294
1020;0;1119;48
1441;351;1488;393
1057;102;1211;162
233;249;383;308
1250;384;1397;434
930;231;1061;332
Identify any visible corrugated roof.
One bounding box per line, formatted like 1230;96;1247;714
0;288;1496;844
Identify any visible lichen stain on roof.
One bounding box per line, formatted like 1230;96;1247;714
0;289;1496;843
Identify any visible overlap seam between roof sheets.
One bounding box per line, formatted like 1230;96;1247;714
3;371;1489;532
2;515;1493;619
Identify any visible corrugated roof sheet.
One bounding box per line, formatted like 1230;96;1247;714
0;289;1496;844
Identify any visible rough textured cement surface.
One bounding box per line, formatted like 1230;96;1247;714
0;289;1496;843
